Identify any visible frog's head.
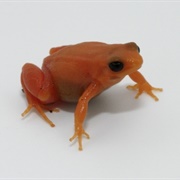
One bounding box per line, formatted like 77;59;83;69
95;42;143;87
108;42;142;74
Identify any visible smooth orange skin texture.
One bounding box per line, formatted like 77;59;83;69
21;42;162;150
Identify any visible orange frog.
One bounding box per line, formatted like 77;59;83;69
21;42;162;150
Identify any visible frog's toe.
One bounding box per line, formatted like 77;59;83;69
127;84;143;99
146;86;163;101
127;84;139;90
146;91;159;101
21;104;33;117
134;91;143;99
152;87;163;92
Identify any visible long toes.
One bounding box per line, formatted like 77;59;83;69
78;136;83;151
83;131;90;139
35;106;55;127
21;104;33;117
127;84;138;90
152;87;163;91
147;91;159;101
135;91;143;99
69;133;77;142
69;130;90;151
127;85;137;90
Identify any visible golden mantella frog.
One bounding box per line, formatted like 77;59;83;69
21;41;162;150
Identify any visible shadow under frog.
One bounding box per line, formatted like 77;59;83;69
59;84;143;122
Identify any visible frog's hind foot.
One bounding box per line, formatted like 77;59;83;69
21;63;57;127
21;103;55;127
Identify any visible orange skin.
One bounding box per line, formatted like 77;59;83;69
21;42;162;150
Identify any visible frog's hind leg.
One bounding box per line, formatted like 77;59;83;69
21;63;55;127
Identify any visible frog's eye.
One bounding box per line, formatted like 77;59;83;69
109;61;124;72
137;46;140;53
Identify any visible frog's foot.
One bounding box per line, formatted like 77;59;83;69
21;103;55;127
69;127;90;151
127;83;163;101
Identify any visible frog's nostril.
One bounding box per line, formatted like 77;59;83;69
137;46;140;53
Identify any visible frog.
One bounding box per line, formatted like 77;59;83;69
21;41;163;150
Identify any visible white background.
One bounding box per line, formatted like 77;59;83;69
0;1;180;179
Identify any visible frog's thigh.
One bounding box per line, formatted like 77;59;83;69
21;63;55;127
21;63;44;100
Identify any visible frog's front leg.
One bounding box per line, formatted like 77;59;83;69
127;71;163;101
69;81;102;151
21;63;58;127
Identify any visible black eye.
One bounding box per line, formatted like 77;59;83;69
137;46;140;53
109;61;124;72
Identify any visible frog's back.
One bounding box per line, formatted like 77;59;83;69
44;42;113;63
43;42;109;102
